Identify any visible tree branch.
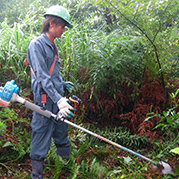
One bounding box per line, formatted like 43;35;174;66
109;1;166;95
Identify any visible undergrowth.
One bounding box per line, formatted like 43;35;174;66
0;106;179;178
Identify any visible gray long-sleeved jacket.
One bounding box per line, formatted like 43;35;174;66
27;33;64;104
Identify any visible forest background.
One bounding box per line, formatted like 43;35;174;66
0;0;179;178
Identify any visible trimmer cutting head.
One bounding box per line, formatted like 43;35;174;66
152;161;172;175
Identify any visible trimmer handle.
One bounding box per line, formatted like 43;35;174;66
68;95;82;109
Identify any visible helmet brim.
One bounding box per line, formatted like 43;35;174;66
66;22;73;28
44;14;73;28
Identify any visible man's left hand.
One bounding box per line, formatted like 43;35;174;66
64;81;74;93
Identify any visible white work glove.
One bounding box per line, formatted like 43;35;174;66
57;97;74;118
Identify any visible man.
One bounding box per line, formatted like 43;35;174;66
27;5;74;179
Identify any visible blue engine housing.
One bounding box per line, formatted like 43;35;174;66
0;80;19;102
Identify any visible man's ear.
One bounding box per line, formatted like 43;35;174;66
49;21;54;28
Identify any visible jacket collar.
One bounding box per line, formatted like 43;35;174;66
41;33;58;55
41;33;52;47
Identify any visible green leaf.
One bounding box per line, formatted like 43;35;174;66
144;114;158;122
3;141;12;147
170;147;179;155
167;118;173;126
153;123;165;130
123;156;132;164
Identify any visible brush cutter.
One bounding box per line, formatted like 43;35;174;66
0;80;172;175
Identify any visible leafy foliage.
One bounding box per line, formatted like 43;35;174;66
0;108;31;160
92;0;179;100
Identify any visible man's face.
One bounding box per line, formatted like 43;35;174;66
50;23;66;38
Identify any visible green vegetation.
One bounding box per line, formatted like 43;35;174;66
0;0;179;178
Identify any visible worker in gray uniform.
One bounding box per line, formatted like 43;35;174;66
27;5;74;179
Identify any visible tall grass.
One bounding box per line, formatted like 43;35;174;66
56;16;146;98
0;1;44;86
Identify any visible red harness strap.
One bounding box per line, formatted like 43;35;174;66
25;54;58;78
49;55;58;76
24;55;58;107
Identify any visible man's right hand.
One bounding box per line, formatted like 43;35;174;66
57;97;75;118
